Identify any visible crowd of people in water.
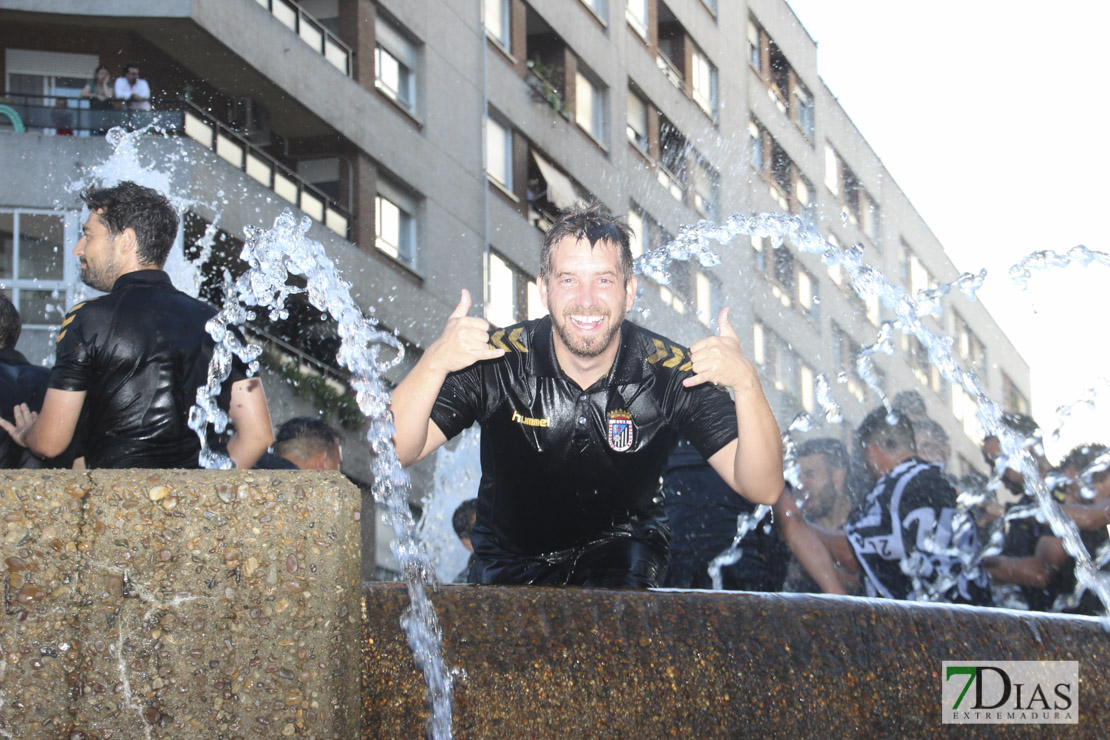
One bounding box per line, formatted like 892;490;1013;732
2;182;1106;617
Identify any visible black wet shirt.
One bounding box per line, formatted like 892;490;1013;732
1;348;52;468
845;458;992;605
49;270;244;469
430;317;738;556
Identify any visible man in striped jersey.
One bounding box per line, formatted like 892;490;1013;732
841;407;992;605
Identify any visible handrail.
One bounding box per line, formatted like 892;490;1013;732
656;52;683;90
0;91;183;135
253;0;352;76
181;99;350;238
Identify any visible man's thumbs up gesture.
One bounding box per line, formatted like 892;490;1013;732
683;307;762;393
425;289;506;375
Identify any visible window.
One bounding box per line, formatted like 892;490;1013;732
755;319;800;400
747;20;763;73
626;89;648;153
485;0;511;50
1002;372;1029;415
575;70;607;144
751;234;766;273
487;251;537;327
826;233;844;286
486;115;512;189
749;120;765;173
832;322;865;402
794;81;815;140
773;247;795;291
0;208;77;363
826;144;880;242
626;0;649;39
695;270;720;326
5;49;99;136
628;207;647;258
691;46;718;118
375;179;418;268
375;19;418;114
798;267;818;321
659;115;687;201
691;157;719;220
955;313;987;370
582;0;609;21
800;364;815;413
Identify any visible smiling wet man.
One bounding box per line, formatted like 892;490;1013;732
391;203;783;587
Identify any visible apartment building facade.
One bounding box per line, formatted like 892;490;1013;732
0;0;1030;567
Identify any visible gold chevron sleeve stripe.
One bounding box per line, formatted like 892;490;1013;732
508;327;528;353
60;313;78;329
663;346;685;368
679;361;692;371
56;329;67;343
489;329;510;352
646;338;668;364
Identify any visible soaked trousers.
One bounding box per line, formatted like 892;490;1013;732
467;514;670;588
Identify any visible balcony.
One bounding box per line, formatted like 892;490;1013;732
182;101;349;238
253;0;351;76
0;93;183;136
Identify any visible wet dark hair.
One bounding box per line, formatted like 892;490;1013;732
80;181;178;267
274;417;340;459
796;438;849;471
856;407;916;455
122;62;140;75
540;201;634;284
0;294;20;348
452;498;478;539
94;64;110;77
913;418;949;446
1059;443;1108;474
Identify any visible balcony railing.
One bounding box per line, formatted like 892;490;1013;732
0;93;183;136
182;101;349;238
254;0;352;76
656;53;683;91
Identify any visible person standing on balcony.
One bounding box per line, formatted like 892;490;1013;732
81;65;114;135
114;63;151;111
390;202;784;587
0;181;273;470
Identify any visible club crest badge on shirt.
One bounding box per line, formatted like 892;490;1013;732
607;409;634;452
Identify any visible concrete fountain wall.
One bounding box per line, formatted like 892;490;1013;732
0;470;361;738
361;584;1110;738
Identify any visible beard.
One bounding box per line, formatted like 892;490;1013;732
550;308;623;359
79;257;119;293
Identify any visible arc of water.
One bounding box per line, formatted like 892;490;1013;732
189;211;455;738
640;212;1110;620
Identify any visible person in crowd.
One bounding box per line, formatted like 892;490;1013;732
662;439;844;594
52;98;74;136
0;296;75;468
452;498;478;583
984;443;1110;615
254;416;342;470
783;438;859;594
912;418;951;468
390;202;783;587
0;181;272;469
816;407;993;605
114;63;151;111
80;64;114;135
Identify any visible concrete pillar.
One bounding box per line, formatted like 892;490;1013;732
1;470;361;738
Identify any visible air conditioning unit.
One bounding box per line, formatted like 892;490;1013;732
229;97;271;144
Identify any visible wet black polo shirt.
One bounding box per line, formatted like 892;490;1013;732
430;316;738;556
49;270;245;469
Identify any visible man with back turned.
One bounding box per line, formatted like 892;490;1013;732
1;181;272;469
